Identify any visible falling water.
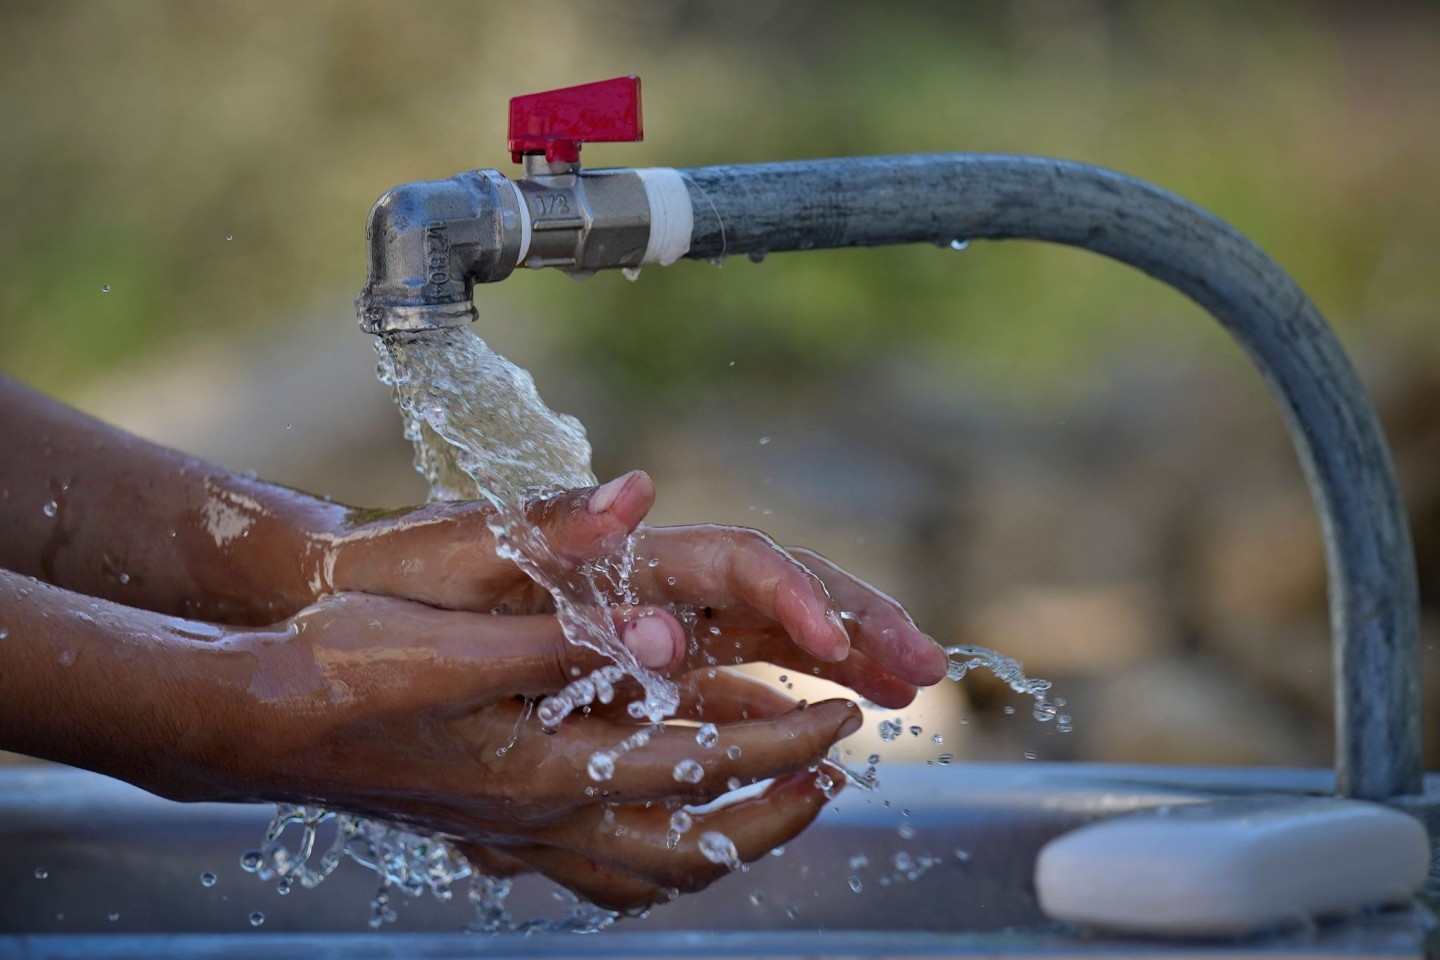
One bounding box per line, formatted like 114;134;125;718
240;322;1064;931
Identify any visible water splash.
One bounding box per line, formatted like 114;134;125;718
244;324;686;932
945;644;1071;731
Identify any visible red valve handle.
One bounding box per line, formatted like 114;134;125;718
508;76;643;165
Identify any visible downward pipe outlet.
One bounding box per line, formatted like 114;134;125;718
356;152;1422;802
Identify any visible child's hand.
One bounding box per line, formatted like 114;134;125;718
223;592;859;911
326;471;947;707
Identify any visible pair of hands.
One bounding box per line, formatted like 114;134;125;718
228;470;945;910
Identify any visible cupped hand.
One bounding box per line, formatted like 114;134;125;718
222;592;859;911
325;471;947;707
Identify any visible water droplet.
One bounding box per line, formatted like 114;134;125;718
908;725;922;737
785;902;800;920
695;723;719;748
276;876;292;896
57;649;77;667
1023;750;1037;760
758;436;771;445
867;753;881;765
621;266;642;282
240;850;263;873
897;823;916;840
707;256;725;268
249;911;265;927
931;734;944;745
938;753;953;765
0;629;8;640
1003;705;1016;716
42;500;57;517
749;891;766;906
200;871;218;888
669;810;693;834
117;572;131;585
726;744;742;760
698;831;740;869
34;867;47;880
949;238;970;251
107;911;120;922
665;576;677;586
101;285;111;293
647;558;660;568
848;853;869;870
672;758;704;784
847;875;863;893
954;848;971;862
587;752;616;782
770;845;785;858
878;719;903;742
226;234;234;241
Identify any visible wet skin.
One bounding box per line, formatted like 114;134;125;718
0;375;946;910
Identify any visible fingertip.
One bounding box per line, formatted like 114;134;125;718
620;607;684;671
587;469;654;517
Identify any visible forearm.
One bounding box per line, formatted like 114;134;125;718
0;376;351;623
0;567;255;800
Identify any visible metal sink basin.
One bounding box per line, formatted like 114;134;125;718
2;762;1434;958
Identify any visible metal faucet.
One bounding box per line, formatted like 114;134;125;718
357;77;1423;803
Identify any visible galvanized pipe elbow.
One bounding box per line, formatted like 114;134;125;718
355;170;526;333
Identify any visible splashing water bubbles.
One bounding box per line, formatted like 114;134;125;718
42;500;57;518
726;744;742;760
33;868;47;880
699;832;740;870
848;876;864;894
248;911;265;927
586;751;616;782
878;719;903;742
101;284;111;293
897;823;917;841
848;853;869;870
672;759;704;784
669;810;694;834
695;723;719;749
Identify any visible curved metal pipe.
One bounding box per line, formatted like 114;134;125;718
679;154;1422;800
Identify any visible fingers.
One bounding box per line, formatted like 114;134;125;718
552;699;860;806
301;594;684;713
539;765;842;897
329;471;655;612
788;547;948;686
633;525;851;662
525;470;656;565
453;841;531;879
496;844;671;913
677;624;920;709
672;668;802;723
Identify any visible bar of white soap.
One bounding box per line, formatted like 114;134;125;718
1036;796;1431;937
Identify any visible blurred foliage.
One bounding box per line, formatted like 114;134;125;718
1;0;1437;406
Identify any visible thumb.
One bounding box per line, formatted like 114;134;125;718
434;604;687;702
526;470;655;564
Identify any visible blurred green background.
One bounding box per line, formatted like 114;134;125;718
3;0;1439;768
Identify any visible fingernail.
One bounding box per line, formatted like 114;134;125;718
836;714;862;740
588;473;633;515
624;615;677;670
